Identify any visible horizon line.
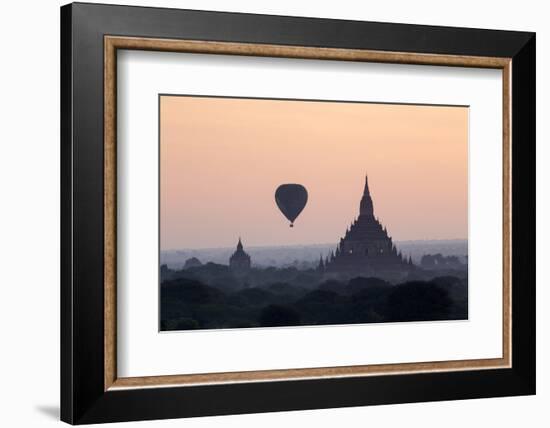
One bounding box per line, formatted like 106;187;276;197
161;237;468;252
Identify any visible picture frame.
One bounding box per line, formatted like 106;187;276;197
60;2;535;424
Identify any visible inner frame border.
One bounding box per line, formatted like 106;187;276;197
104;35;511;391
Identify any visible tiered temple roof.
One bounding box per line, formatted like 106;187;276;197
323;175;413;280
229;237;251;274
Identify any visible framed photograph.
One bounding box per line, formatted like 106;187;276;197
61;2;535;424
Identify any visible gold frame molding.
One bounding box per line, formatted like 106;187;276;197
104;35;512;391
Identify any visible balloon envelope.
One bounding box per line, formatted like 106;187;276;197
275;184;308;227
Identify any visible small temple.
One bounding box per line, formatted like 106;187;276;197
322;175;413;280
229;237;251;275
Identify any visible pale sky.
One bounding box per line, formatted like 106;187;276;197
160;95;468;250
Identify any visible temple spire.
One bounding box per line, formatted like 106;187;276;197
237;237;243;251
318;254;325;271
359;174;374;217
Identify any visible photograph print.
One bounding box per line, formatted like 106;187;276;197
160;95;469;331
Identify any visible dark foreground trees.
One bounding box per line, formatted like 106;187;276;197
259;305;301;327
160;276;467;331
386;281;452;322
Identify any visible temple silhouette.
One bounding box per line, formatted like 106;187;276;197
322;175;413;281
229;237;251;275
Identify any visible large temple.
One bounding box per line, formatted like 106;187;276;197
229;237;251;275
322;175;413;281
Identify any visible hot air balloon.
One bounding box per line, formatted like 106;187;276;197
275;184;308;227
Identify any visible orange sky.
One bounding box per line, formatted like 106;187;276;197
160;96;468;250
